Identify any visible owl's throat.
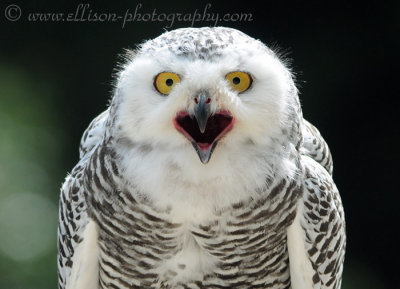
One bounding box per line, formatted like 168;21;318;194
174;110;235;163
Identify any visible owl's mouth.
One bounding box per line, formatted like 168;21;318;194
174;110;235;164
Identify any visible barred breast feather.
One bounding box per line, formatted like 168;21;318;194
58;115;344;289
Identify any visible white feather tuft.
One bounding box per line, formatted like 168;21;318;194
67;220;99;289
287;201;315;289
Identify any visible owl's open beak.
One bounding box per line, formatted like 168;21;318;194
174;94;235;164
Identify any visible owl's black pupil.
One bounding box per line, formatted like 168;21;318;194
233;77;241;85
166;78;174;86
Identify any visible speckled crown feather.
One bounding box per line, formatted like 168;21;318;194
138;27;267;60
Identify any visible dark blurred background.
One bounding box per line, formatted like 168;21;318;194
0;1;398;288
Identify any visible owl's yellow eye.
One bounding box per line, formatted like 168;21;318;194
225;71;252;93
154;72;181;95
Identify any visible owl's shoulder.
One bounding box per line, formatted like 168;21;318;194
79;109;109;159
300;119;333;175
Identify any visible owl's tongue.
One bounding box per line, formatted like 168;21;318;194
174;110;235;163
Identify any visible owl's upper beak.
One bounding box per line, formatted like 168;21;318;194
193;92;212;133
174;92;235;164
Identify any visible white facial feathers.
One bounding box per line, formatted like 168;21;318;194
109;27;300;213
116;38;293;149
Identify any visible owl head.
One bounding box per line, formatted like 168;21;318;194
109;27;300;167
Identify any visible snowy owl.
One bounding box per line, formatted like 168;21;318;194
58;27;345;289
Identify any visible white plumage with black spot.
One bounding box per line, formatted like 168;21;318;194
58;27;345;289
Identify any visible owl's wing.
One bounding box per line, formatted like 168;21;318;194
58;171;99;289
58;110;108;289
300;119;333;175
287;155;345;289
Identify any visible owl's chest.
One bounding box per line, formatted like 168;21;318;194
94;181;298;287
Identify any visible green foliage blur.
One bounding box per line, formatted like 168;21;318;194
0;61;63;288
